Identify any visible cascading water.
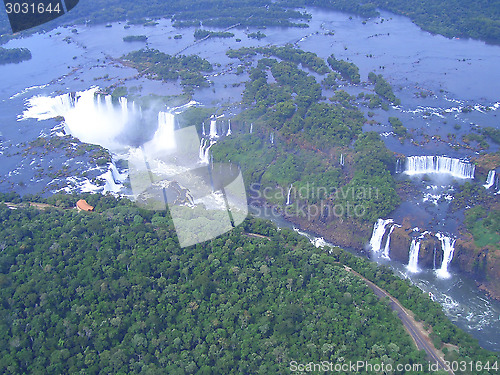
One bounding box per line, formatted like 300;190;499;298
407;238;421;273
436;233;456;279
382;225;396;259
249;123;253;134
270;133;274;144
340;153;344;167
22;87;138;150
404;156;475;179
226;120;232;136
369;218;393;253
209;116;218;138
483;170;496;189
286;185;293;205
202;123;206;137
145;111;176;154
199;138;215;164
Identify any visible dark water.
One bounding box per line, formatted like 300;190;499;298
0;7;499;350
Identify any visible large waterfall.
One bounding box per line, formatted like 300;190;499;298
436;233;456;279
22;87;140;150
146;111;176;154
407;238;421;273
404;156;475;179
369;218;393;253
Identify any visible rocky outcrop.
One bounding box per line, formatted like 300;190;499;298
419;233;441;269
454;236;500;300
389;226;411;263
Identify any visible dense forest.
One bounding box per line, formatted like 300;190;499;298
0;193;497;373
122;49;213;94
218;47;400;223
0;47;31;65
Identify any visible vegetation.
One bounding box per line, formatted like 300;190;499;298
481;127;500;145
327;54;360;83
247;31;266;40
122;49;213;94
218;48;400;222
388;117;407;138
0;193;496;373
193;29;234;40
123;35;148;42
1;0;498;45
321;72;339;89
368;72;401;105
465;205;500;249
335;132;400;222
291;0;500;44
0;47;31;65
227;45;330;74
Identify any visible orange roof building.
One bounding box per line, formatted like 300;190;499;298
76;199;94;212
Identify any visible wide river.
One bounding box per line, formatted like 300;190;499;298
0;7;499;351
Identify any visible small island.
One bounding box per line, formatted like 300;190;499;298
0;47;32;65
123;35;148;42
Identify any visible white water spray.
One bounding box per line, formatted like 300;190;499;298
199;138;215;164
407;238;421;273
436;233;456;279
209;116;218;138
404;156;475;179
382;225;396;259
226;119;232;136
484;170;496;189
21;87;141;150
369;218;393;253
286;185;293;205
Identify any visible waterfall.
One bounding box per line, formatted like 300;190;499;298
199;138;215;164
209;116;218;138
21;87;138;150
286;185;293;205
119;97;128;120
340;153;344;167
436;233;456;279
153;111;176;151
100;161;128;193
369;218;393;253
250;123;253;134
226;119;232;136
484;170;496;189
270;133;274;144
382;225;396;259
407;238;421;273
104;95;113;111
404;156;475;179
202;123;206;137
109;161;128;184
395;159;403;174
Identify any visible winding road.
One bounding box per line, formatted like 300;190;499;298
344;265;454;375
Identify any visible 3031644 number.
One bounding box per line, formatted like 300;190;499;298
5;2;62;14
3;0;79;33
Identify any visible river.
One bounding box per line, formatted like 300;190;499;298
0;7;499;351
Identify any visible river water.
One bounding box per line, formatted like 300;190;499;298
0;7;499;350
